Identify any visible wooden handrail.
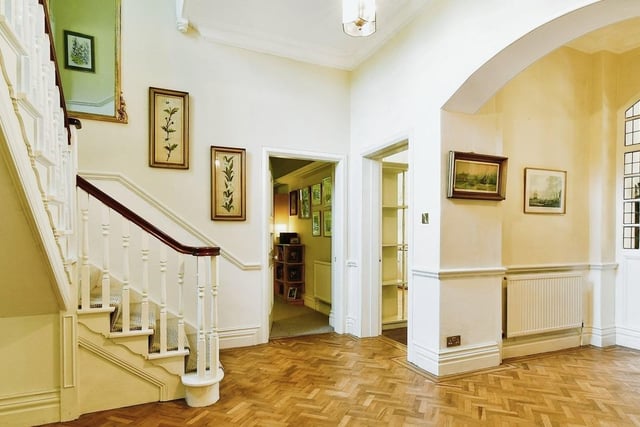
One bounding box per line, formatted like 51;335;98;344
77;175;220;257
39;0;82;142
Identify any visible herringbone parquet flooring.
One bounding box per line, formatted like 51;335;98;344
41;334;640;426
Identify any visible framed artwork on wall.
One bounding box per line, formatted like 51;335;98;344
211;146;246;221
322;176;332;206
447;151;508;200
524;168;566;214
311;183;322;206
299;187;311;219
323;210;332;237
289;190;298;216
149;87;189;169
312;210;321;236
63;30;95;72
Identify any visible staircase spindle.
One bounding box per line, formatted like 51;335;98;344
196;257;206;378
101;205;111;309
141;233;150;331
80;191;90;310
208;255;219;375
177;254;185;352
159;245;168;353
121;219;130;332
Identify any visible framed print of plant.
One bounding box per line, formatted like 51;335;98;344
211;146;246;221
312;210;321;236
311;183;322;206
299;187;311;219
63;30;95;72
149;87;189;169
322;176;332;206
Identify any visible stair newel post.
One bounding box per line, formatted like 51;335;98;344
80;191;90;310
121;219;131;333
100;205;111;309
159;245;168;353
196;256;206;378
140;233;150;331
208;255;220;376
177;253;185;352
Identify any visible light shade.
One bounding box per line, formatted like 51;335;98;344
342;0;376;37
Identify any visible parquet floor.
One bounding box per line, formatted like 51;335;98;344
41;334;640;426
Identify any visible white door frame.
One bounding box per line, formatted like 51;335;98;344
261;147;347;342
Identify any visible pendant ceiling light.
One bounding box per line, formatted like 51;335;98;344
342;0;376;37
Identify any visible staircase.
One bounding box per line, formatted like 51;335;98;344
0;0;223;421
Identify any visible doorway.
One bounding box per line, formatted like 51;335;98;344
362;140;409;344
267;155;340;339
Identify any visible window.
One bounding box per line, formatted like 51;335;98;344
623;102;640;249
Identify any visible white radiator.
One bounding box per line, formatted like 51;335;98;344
506;272;583;338
313;261;332;303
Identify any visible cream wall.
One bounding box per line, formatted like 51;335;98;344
76;0;349;345
0;315;60;425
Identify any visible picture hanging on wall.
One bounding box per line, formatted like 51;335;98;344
311;183;322;206
447;151;508;200
211;146;246;221
149;87;189;169
322;176;332;206
323;209;332;237
289;190;298;216
312;210;321;236
524;168;566;214
63;30;95;72
299;187;311;219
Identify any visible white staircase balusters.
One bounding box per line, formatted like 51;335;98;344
141;233;150;331
208;255;219;376
100;205;111;309
159;245;168;353
121;219;131;333
80;191;90;310
196;256;206;377
177;253;185;352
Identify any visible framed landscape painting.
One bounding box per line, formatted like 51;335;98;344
524;168;566;214
447;151;508;200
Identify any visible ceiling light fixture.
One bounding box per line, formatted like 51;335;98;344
342;0;376;37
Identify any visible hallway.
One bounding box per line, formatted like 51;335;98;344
42;334;640;426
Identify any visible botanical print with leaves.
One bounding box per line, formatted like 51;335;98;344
154;95;184;164
214;151;242;216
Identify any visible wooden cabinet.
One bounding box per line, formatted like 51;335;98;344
274;244;305;304
381;163;408;329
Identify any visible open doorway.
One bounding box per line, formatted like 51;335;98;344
362;141;409;345
269;156;335;338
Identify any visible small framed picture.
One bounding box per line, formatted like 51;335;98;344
299;187;311;219
323;210;332;237
149;87;189;169
311;183;322;206
312;210;321;236
211;146;246;220
63;30;95;72
447;151;508;200
524;168;567;214
289;190;298;216
287;287;297;300
322;176;332;206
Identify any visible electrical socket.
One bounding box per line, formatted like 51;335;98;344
446;335;461;347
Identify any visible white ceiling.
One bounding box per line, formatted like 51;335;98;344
182;0;431;70
181;2;640;71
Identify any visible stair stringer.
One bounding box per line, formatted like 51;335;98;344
77;322;185;415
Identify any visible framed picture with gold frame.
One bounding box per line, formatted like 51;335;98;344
149;87;189;169
211;146;246;221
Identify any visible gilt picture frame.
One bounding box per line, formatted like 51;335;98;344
211;146;246;221
63;30;95;72
149;87;189;169
447;151;508;200
524;168;566;214
299;187;311;219
312;210;321;236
